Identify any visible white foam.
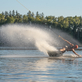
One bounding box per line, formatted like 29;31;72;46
63;54;78;57
0;24;58;54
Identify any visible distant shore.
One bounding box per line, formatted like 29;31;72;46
0;47;37;50
0;47;82;50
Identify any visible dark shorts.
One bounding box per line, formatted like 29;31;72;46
47;51;63;57
65;46;74;51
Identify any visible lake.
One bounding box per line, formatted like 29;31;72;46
0;47;82;82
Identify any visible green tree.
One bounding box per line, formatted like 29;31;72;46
31;12;35;23
35;16;41;24
23;15;28;23
9;11;12;17
16;11;19;17
14;12;22;23
45;16;53;25
31;12;34;17
36;11;40;18
6;16;15;23
0;14;7;25
2;12;4;15
27;11;32;22
12;10;15;17
5;11;9;18
15;16;22;23
58;16;64;23
73;16;80;27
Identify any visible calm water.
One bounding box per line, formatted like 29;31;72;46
0;48;82;82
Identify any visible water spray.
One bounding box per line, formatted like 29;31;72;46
0;24;58;54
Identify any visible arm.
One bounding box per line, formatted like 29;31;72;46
65;40;74;46
59;35;74;46
72;49;81;57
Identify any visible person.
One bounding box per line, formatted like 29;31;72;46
59;36;81;57
47;36;81;57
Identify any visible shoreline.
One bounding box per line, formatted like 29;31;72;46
0;47;82;50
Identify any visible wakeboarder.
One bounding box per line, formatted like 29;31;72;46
48;35;81;57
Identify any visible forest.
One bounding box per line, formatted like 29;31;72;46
0;10;82;43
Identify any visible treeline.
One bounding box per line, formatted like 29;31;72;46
0;10;82;43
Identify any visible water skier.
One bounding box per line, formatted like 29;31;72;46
48;36;81;57
59;35;81;57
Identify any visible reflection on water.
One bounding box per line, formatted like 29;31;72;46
0;49;82;82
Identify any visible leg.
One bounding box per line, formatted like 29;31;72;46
59;48;66;53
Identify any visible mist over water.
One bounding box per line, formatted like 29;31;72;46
0;24;58;53
0;24;81;54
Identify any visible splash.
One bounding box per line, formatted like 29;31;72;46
0;24;81;55
0;24;58;53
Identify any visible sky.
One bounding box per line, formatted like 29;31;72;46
0;0;82;17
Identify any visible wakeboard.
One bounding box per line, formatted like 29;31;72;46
47;51;82;58
47;51;63;57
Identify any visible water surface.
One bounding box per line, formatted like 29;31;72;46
0;48;82;82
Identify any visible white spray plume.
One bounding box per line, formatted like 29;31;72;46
0;24;58;53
